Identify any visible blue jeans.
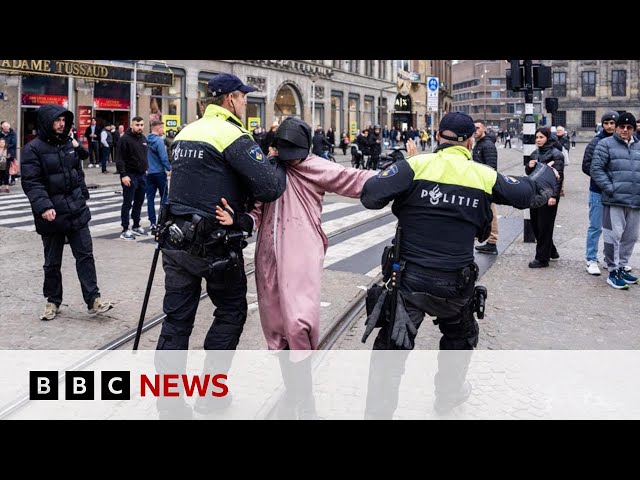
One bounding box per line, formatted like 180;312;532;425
585;191;603;262
145;172;168;226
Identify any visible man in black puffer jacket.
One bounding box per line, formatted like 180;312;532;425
472;120;499;255
21;104;113;321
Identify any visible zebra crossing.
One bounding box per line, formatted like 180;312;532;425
0;188;397;275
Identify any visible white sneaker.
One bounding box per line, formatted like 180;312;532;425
88;296;113;315
131;226;146;236
40;302;59;321
624;265;633;273
120;230;136;240
586;261;601;276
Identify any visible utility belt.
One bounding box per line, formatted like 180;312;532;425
375;256;487;321
397;261;479;286
157;207;247;269
403;262;486;320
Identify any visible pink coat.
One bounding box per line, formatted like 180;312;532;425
250;155;376;350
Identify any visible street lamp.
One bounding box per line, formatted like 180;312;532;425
310;74;319;128
379;84;397;128
481;68;488;124
132;60;139;118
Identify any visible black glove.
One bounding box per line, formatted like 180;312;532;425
390;294;417;349
528;162;558;206
361;287;388;344
236;213;254;235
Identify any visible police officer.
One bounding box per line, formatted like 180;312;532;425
361;111;558;352
156;73;287;352
360;111;557;417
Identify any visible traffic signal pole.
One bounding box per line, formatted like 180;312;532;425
507;59;552;242
521;60;536;243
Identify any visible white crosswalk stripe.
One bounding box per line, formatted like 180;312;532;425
0;190;397;274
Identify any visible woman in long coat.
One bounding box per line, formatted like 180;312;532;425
218;118;376;350
525;127;565;267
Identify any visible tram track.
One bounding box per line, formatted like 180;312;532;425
0;151;529;419
109;208;393;351
0;209;391;420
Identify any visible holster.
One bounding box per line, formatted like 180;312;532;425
381;245;394;280
472;285;488;319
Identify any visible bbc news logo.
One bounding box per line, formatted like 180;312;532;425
30;371;130;400
29;371;229;400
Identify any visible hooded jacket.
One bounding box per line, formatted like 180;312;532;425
21;104;91;235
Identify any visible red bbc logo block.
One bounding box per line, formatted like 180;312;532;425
29;371;130;400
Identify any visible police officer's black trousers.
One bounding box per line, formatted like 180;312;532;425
372;265;478;351
367;265;478;417
156;249;247;350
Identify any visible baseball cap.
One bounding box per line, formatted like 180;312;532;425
274;118;312;161
208;73;257;98
438;112;476;142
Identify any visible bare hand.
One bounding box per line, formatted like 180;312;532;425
42;209;56;222
215;197;234;225
121;176;131;187
548;197;557;206
406;138;418;157
550;166;560;180
71;138;79;148
268;146;278;157
528;160;537;169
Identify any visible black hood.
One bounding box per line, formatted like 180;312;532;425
37;104;73;144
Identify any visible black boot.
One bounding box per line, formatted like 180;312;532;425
277;353;319;420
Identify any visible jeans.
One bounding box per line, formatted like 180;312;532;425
585;191;602;262
100;146;110;172
145;172;168;226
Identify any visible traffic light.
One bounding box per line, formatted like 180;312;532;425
533;65;552;90
506;61;552;91
545;97;559;114
506;60;523;91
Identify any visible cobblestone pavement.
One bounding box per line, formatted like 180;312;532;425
338;141;640;351
3;142;640;352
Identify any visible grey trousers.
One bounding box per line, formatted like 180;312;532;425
602;205;640;272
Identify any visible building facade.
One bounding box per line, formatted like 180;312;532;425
0;59;406;157
396;60;452;132
0;59;460;161
452;60;544;134
543;60;640;138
